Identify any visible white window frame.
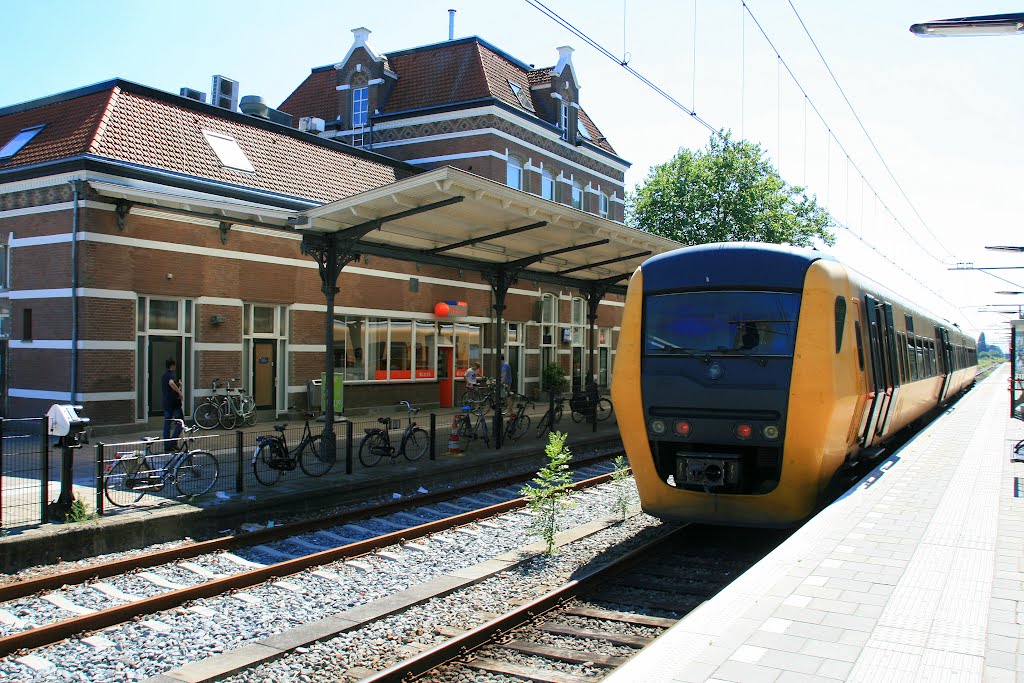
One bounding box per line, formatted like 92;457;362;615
541;168;555;201
202;130;255;172
571;181;583;210
352;86;369;127
506;155;524;190
599;192;610;218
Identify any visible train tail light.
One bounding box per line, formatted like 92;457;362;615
762;425;780;440
649;419;667;435
735;423;753;440
675;420;691;437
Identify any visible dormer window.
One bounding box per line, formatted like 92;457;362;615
0;124;45;160
352;86;368;127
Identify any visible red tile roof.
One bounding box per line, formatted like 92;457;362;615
0;81;419;204
279;37;618;156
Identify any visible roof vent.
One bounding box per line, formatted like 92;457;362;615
211;75;240;111
299;117;326;134
239;95;269;119
179;88;207;103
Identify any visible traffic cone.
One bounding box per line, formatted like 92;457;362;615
447;416;463;456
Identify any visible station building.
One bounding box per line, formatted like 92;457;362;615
0;27;677;428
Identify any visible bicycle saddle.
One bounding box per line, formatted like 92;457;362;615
273;423;288;432
377;417;391;425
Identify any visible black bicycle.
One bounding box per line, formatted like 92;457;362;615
536;392;565;439
252;410;333;486
503;396;533;442
570;393;614;422
359;401;430;466
104;420;219;507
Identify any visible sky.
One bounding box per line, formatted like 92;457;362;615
2;0;1021;348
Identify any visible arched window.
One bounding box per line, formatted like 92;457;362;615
506;155;524;190
571;181;583;210
599;192;609;218
541;169;555;200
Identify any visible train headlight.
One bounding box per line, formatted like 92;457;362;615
762;425;780;440
675;420;691;437
649;419;667;435
734;423;753;440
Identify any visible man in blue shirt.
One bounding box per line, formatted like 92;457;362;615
500;354;512;392
161;358;184;449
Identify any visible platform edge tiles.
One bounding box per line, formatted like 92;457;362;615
605;367;1023;683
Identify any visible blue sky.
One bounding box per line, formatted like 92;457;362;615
2;0;1022;346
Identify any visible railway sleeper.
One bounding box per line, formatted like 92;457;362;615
499;639;628;667
465;657;594;683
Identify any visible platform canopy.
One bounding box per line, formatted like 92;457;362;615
296;166;680;291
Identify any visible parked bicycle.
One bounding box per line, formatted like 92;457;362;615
536;392;565;439
252;410;333;485
503;396;533;442
217;378;257;429
103;420;219;507
570;393;614;423
455;404;490;450
192;378;225;430
460;378;512;416
359;401;430;467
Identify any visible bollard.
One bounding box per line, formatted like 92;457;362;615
345;420;353;475
39;419;49;525
95;443;106;517
235;431;245;493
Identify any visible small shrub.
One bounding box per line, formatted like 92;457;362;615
610;455;633;522
64;495;97;524
520;431;575;555
541;364;568;394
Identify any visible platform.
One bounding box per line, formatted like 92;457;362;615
606;366;1023;683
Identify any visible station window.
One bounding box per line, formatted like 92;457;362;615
506;155;524;190
541;169;555;201
571;181;583;210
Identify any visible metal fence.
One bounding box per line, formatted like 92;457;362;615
1;402;614;530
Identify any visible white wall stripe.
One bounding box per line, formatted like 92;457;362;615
9;389;135;402
289;345;327;353
9;340;135;350
194;343;241;352
195;297;244;307
404;150;505;165
9;288;137;300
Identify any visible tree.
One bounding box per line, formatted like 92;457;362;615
627;131;836;247
978;332;989;354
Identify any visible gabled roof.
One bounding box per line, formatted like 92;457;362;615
279;36;618;156
0;80;421;205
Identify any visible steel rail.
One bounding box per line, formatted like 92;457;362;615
358;524;692;683
0;467;621;657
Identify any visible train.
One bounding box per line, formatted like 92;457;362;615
612;242;977;527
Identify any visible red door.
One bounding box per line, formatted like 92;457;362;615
439;348;453;408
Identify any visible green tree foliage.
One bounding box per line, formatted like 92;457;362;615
627;132;836;247
977;332;989;354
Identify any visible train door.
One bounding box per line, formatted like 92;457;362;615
937;327;953;404
860;295;887;445
876;303;901;436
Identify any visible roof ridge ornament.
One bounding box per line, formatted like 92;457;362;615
335;27;383;70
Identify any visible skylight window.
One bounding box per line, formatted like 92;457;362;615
577;123;592;140
0;124;45;160
202;130;255;172
507;80;535;112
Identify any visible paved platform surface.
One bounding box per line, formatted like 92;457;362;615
605;366;1023;683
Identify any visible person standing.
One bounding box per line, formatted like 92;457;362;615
500;354;512;391
161;358;184;449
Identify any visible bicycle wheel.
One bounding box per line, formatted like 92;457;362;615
507;414;530;441
596;397;613;421
193;400;220;430
173;450;219;497
403;427;429;461
457;415;474;452
537;411;552;439
555;404;563;423
242;396;258;426
571;405;586;423
104;458;148;507
218;402;238;430
252;443;284;486
298;435;334;477
359;431;388;467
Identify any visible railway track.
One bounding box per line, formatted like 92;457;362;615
0;457;619;662
362;524;789;683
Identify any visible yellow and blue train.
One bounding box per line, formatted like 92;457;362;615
612;243;977;527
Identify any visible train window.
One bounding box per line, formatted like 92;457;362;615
834;297;846;353
915;338;924;379
854;321;864;370
897;332;908;382
643;290;800;357
909;335;919;381
905;315;914;335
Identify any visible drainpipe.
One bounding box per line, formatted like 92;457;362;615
68;180;80;402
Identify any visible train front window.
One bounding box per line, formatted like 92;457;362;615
644;291;800;357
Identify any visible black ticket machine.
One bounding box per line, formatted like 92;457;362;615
46;404;90;518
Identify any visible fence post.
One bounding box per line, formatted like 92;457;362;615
345;420;353;475
429;413;436;461
95;443;106;516
39;418;49;524
235;431;245;493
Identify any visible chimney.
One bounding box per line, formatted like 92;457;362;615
553;46;575;76
448;9;456;40
352;27;371;48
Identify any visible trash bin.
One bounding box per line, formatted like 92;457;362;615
307;379;322;412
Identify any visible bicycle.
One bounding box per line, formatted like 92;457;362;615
455;404;490;450
252;410;333;485
359;401;430;467
217;378;257;429
503;396;533;442
192;378;225;430
570;393;614;423
461;378;512;416
103;420;219;507
536;392;565;439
